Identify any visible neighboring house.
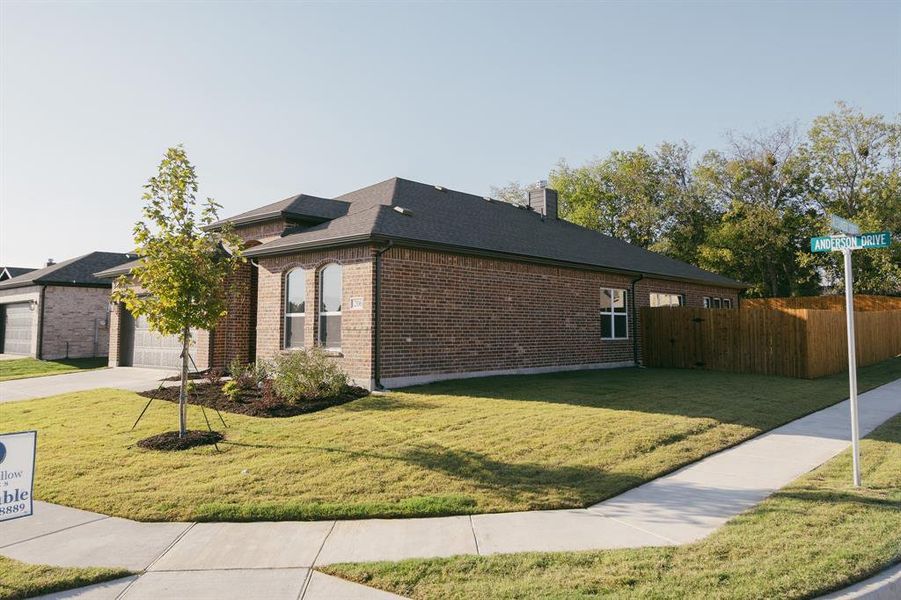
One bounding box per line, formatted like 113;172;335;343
99;177;744;387
0;252;137;359
1;266;37;282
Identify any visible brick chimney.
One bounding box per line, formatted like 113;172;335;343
527;181;558;220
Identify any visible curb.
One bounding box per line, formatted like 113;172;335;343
818;562;901;599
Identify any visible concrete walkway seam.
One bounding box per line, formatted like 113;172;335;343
0;515;109;550
299;520;338;600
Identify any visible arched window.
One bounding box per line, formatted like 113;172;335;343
318;263;342;350
284;269;306;348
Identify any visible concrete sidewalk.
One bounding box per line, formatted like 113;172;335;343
2;378;898;599
0;367;173;403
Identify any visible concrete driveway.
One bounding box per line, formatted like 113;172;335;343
0;367;174;403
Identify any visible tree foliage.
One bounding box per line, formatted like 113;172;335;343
530;103;899;297
113;146;244;436
489;181;529;206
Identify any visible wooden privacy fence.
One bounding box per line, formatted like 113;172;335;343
641;307;901;379
742;295;901;312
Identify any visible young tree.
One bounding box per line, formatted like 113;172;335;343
114;146;244;438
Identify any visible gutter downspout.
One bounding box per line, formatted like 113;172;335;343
630;274;644;366
37;285;46;359
372;241;393;390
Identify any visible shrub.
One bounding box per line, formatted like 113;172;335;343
221;380;241;401
206;367;225;387
228;359;269;390
227;357;246;379
270;348;348;403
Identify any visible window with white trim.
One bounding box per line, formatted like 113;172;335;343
318;263;342;350
705;296;732;308
284;268;306;348
600;288;628;339
649;292;684;307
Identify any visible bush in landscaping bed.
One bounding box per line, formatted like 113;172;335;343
270;348;349;403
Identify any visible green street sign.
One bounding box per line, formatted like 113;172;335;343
810;231;892;253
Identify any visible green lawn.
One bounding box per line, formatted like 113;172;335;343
322;414;901;600
0;556;129;600
2;358;899;522
0;357;107;382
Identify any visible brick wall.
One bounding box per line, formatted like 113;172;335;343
209;261;256;369
377;248;740;384
41;286;112;359
255;245;375;385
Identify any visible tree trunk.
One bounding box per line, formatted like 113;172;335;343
178;327;190;438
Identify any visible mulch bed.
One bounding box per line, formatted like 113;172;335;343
137;430;224;451
138;382;370;417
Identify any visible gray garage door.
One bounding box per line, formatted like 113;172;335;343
1;302;35;355
121;312;193;369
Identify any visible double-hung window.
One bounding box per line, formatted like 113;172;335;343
600;288;628;339
650;292;684;307
284;269;306;348
319;263;342;350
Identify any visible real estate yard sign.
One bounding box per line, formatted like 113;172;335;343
811;220;894;487
0;431;36;521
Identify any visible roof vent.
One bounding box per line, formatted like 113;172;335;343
483;196;493;202
434;185;445;192
46;258;55;267
393;206;413;216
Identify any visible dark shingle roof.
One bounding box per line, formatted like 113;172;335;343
94;257;143;279
0;252;138;290
243;177;744;288
209;193;351;228
1;266;37;281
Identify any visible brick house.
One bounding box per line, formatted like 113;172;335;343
0;252;137;359
99;177;743;387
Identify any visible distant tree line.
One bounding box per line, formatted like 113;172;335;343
492;103;900;297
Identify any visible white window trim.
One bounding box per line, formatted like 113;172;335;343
600;287;629;340
650;292;685;308
318;264;342;351
284;268;306;349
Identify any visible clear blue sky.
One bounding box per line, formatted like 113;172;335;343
1;1;898;267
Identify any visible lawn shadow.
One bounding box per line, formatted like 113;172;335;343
397;444;643;506
339;395;437;412
767;488;901;511
394;359;901;431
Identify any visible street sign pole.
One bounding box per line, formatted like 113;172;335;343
811;220;891;487
842;247;861;487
